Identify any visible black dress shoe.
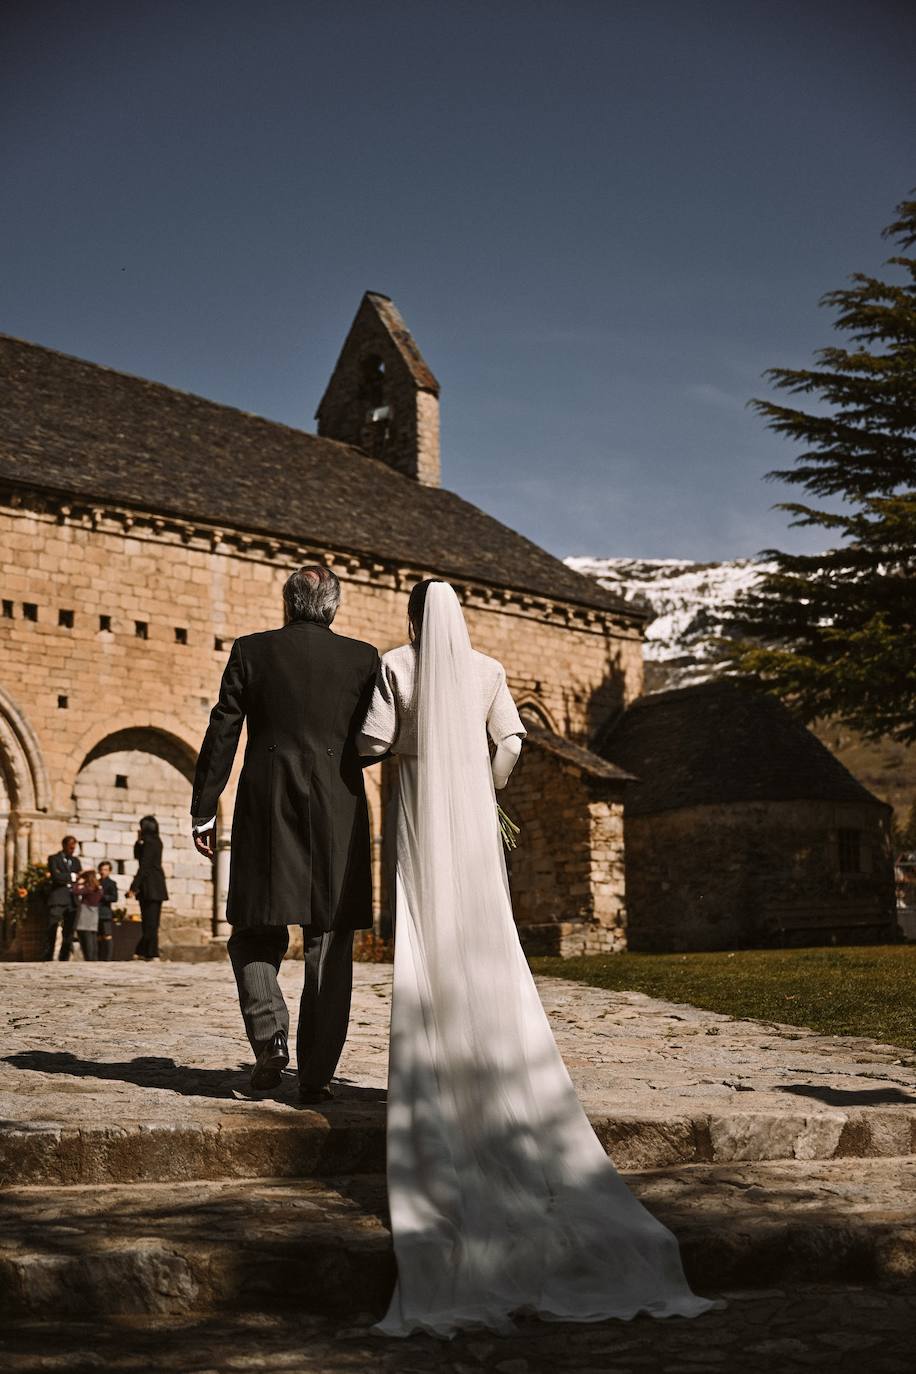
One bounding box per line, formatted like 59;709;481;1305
250;1030;289;1090
298;1083;334;1105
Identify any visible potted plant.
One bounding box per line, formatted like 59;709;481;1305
4;862;52;961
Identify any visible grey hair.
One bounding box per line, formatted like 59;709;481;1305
282;565;341;625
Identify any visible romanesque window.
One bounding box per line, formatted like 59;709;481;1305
359;354;391;459
838;828;861;874
99;615;112;632
57;695;68;709
115;775;128;789
134;620;148;640
360;353;386;414
2;600;12;618
23;603;37;621
58;609;74;628
519;700;552;731
175;627;188;645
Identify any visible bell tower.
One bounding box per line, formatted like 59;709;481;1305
315;292;441;486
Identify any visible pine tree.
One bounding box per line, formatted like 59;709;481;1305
893;799;916;852
708;194;916;743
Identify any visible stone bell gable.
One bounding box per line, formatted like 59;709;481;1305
315;291;441;486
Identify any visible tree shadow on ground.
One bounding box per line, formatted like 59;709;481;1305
1;1050;386;1108
776;1082;916;1106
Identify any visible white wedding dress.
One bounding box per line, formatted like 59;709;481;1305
359;583;716;1338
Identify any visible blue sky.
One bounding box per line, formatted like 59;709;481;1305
2;0;913;561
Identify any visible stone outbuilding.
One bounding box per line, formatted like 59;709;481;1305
506;722;635;957
601;680;897;951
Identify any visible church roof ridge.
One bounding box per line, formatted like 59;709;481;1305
0;331;638;621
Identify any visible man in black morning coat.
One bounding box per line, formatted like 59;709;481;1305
191;565;381;1102
45;835;82;961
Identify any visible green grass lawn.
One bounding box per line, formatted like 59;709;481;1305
530;944;916;1053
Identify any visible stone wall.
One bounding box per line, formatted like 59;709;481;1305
623;797;897;952
505;737;628;956
0;496;642;952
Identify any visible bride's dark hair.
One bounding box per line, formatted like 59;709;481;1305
407;579;437;644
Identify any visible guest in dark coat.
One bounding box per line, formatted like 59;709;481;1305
191;565;381;1100
45;836;81;961
97;860;118;962
127;816;168;960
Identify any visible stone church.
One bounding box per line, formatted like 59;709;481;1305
0;293;896;957
0;293;645;958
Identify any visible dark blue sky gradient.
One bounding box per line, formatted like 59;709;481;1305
2;0;913;559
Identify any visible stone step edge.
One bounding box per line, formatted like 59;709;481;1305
2;1106;915;1186
1;1169;914;1320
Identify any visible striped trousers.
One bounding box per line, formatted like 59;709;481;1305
227;923;354;1089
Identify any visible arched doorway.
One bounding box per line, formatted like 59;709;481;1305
0;686;48;900
72;727;215;943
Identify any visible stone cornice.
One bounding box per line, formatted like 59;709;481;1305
0;481;646;639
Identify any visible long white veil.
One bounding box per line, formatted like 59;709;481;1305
376;581;715;1337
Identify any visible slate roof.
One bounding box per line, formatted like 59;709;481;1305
601;679;887;816
0;333;638;619
525;725;636;783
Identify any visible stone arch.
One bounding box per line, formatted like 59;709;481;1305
80;726;196;783
516;694;559;734
0;684;50;894
71;712;203;788
70;721;217;943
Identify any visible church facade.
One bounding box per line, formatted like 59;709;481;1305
0;293;643;957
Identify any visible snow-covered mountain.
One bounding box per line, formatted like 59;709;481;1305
567;555;915;820
565;555;778;691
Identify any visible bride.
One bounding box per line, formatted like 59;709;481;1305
357;579;716;1338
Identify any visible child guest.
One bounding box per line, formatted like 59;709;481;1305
73;869;103;961
97;860;118;962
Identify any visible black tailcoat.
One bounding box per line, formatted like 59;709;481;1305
191;622;380;931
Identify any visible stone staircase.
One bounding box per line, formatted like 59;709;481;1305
1;963;914;1329
1;1088;915;1323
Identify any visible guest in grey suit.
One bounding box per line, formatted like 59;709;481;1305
45;836;81;961
191;565;381;1103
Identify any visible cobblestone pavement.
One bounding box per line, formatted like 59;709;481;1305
3;961;915;1145
2;1285;914;1373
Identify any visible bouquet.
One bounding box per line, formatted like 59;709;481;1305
497;803;520;852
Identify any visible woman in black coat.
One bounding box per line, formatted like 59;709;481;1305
127;815;169;960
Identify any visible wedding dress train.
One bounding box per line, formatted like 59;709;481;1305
361;583;716;1338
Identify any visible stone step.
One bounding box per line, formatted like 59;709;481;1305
0;1159;913;1320
4;1093;915;1188
160;941;229;962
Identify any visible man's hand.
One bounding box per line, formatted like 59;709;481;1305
192;822;216;859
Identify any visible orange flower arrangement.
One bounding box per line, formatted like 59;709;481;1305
4;863;52;927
